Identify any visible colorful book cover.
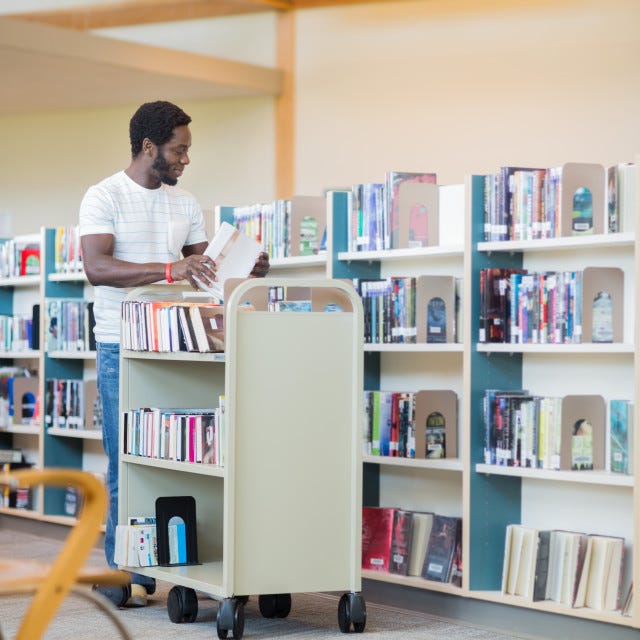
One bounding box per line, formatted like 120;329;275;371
422;515;462;582
361;506;395;572
609;399;631;474
389;509;414;575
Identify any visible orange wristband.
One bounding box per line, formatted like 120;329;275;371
165;263;174;283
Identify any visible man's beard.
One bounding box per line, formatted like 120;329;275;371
152;150;178;186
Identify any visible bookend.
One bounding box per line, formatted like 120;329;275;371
155;496;200;566
560;163;606;237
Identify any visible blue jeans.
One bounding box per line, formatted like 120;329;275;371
97;342;155;590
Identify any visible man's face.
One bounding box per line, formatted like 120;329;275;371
152;124;191;186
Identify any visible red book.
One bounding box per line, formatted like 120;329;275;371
361;507;395;572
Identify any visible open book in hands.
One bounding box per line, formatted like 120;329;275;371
194;221;262;300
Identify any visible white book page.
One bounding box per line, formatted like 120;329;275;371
194;221;261;300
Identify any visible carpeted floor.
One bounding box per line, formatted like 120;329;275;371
0;528;528;640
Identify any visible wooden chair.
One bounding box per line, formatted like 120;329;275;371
0;468;131;640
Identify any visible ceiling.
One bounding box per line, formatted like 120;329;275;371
0;0;396;115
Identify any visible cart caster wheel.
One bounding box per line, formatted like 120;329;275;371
258;593;292;618
217;597;245;639
167;585;198;623
93;581;131;608
338;592;366;633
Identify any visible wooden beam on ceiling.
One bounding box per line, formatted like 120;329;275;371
6;0;294;30
4;0;402;30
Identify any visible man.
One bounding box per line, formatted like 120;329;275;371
79;100;269;607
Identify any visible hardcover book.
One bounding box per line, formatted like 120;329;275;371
421;515;461;582
388;508;414;575
609;399;632;474
574;534;625;611
361;506;395;572
407;512;435;577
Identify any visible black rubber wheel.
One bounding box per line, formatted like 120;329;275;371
258;594;277;618
232;601;245;640
217;597;245;639
92;582;130;608
259;593;291;618
275;593;291;618
337;593;351;633
167;585;198;623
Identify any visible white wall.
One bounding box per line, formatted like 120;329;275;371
295;0;640;191
0;0;638;234
0;97;275;235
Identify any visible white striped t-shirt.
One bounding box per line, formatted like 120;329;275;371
79;170;208;344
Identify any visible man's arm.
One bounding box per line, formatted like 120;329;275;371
81;234;216;289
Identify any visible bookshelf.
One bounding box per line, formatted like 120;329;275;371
322;163;639;631
117;279;366;636
0;227;102;526
326;188;466;594
215;195;328;280
0;233;42;519
464;168;638;628
41;227;102;520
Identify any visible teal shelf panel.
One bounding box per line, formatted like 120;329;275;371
468;175;525;590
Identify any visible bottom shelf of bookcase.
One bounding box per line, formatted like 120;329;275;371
362;569;462;595
470;590;634;627
0;506;40;520
121;561;224;597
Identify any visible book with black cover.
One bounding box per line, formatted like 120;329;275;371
422;515;461;582
533;530;552;601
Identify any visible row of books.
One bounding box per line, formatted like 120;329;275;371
348;171;438;252
483;391;632;474
46;298;95;353
0;238;40;279
53;225;83;274
364;389;457;460
121;300;225;353
478;266;623;344
226;196;326;259
122;403;225;466
43;378;101;431
353;275;461;345
0;313;37;352
362;507;462;586
502;524;628;613
482;161;636;242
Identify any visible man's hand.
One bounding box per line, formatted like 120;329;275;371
170;254;218;290
249;252;270;278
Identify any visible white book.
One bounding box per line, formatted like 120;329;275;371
195;221;262;300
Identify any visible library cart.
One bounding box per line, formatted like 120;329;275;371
117;278;366;638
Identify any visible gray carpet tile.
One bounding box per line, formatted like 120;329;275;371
0;528;526;640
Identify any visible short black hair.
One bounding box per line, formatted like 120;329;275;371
129;101;192;157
